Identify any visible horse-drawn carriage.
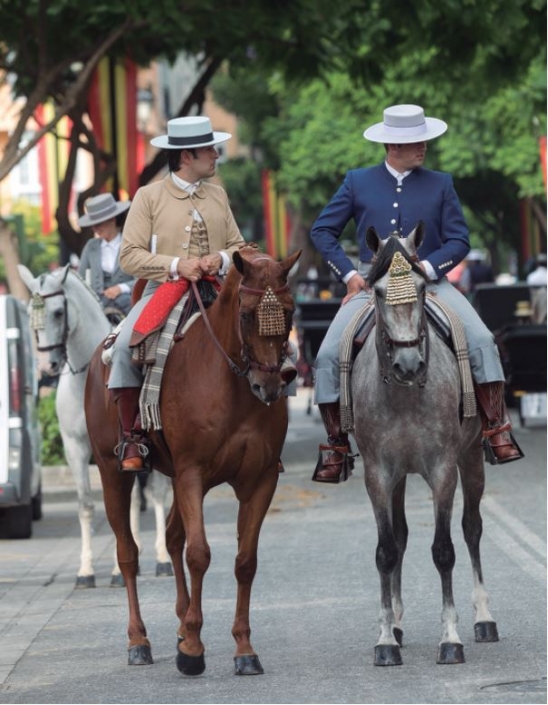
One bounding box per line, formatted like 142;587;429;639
472;282;547;425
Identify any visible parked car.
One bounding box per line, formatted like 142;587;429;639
0;294;42;538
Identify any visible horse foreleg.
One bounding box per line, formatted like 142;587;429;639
366;473;402;666
165;495;189;643
458;449;499;642
430;469;464;665
61;434;95;588
391;476;408;647
101;464;152;665
231;470;278;676
173;474;209;676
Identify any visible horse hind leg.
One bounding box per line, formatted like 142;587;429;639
458;454;499;643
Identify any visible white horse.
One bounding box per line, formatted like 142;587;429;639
18;264;172;587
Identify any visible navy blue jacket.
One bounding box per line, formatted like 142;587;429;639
310;163;470;281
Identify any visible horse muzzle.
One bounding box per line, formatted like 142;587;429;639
391;349;426;386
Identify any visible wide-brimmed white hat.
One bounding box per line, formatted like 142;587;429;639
363;104;447;144
150;116;231;150
78;193;131;228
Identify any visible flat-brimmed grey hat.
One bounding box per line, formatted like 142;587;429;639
78;193;131;228
150;116;231;150
364;104;447;144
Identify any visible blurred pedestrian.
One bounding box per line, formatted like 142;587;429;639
460;249;494;294
78;194;135;316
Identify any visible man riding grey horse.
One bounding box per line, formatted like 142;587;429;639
310;103;523;483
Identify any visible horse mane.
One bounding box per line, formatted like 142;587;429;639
367;235;426;286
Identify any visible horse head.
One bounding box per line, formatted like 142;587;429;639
232;245;301;403
18;264;108;376
366;223;429;386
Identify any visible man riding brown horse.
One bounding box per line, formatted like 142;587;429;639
108;116;246;471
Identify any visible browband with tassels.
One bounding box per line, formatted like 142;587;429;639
385;251;418;305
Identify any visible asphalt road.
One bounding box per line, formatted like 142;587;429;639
0;388;546;704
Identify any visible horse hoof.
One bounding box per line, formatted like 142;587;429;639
176;650;205;676
75;575;96;589
374;644;402;666
475;621;499;642
128;644;153;665
110;574;125;588
234;654;264;675
155;562;173;577
393;627;403;647
437;642;465;664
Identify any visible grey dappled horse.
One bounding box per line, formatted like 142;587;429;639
18;264;172;587
351;225;499;666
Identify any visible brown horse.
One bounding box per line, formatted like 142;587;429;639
84;245;300;675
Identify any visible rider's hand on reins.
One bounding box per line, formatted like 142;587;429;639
199;253;222;276
177;256;204;282
342;273;369;305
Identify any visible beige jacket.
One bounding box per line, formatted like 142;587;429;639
120;175;245;282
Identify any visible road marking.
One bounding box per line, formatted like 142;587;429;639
481;496;546;583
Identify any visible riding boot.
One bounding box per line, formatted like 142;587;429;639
474;382;524;464
111;387;150;472
312;401;355;483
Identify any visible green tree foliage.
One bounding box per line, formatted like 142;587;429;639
38;390;65;466
212;0;546;270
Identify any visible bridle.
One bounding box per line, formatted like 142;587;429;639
30;289;89;375
372;254;430;386
191;280;292;379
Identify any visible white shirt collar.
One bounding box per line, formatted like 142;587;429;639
385;161;412;185
171;172;201;193
100;232;122;248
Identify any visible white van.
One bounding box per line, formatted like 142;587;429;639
0;294;42;538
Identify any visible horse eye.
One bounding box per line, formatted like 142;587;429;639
54;309;64;319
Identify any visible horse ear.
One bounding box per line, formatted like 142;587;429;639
60;263;72;283
17;264;38;293
280;249;302;278
233;251;245;275
409;221;425;251
366;226;381;254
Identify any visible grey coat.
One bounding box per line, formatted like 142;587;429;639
78;237;136;315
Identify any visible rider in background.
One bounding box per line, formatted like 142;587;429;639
309;104;523;484
109;116;245;471
78;193;135;317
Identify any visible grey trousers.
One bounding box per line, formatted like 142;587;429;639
107;282;159;389
314;267;504;405
107;280;298;395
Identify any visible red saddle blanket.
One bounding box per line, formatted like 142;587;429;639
129;276;218;348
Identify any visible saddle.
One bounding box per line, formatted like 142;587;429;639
130;278;219;365
339;294;476;434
